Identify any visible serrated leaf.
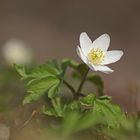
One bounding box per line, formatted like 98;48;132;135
24;76;60;103
15;61;64;104
15;61;62;80
93;98;123;128
42;105;57;117
98;95;112;101
61;58;79;74
63;59;79;69
23;92;45;104
61;59;89;79
27;62;62;79
28;76;58;92
68;101;80;111
14;64;28;79
48;84;59;98
80;94;96;106
42;98;67;117
51;98;64;117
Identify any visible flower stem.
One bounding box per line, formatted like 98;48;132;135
76;67;90;96
63;80;76;97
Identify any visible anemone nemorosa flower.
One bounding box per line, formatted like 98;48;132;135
77;32;124;74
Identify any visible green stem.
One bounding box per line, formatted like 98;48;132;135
63;80;76;97
76;67;90;96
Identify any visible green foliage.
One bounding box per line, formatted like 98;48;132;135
40;92;124;137
15;59;105;104
42;97;67;117
61;58;79;69
15;61;63;104
42;98;80;118
60;94;124;136
105;116;140;140
14;64;27;79
93;98;123;128
61;59;79;74
79;94;95;111
23;76;60;104
15;61;62;79
15;58;131;139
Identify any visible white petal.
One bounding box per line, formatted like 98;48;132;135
87;63;96;71
101;50;124;65
88;64;113;74
76;46;88;64
95;65;113;74
91;33;110;52
80;32;92;56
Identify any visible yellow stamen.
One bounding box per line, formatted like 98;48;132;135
87;48;105;65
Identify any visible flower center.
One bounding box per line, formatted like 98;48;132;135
87;48;105;65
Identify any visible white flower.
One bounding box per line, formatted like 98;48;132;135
2;39;33;66
77;32;124;74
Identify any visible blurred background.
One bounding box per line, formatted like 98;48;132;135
0;0;140;139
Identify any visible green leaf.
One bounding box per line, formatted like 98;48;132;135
63;59;79;69
51;98;65;117
42;98;67;117
23;76;60;103
61;59;88;79
14;64;28;79
68;101;80;111
80;94;96;107
87;74;104;96
93;98;123;128
28;76;59;94
61;110;99;136
48;84;59;98
61;111;82;136
42;105;57;117
27;62;62;79
60;95;124;136
98;95;112;100
15;61;62;80
15;61;64;104
75;111;100;132
61;59;79;73
23;92;45;104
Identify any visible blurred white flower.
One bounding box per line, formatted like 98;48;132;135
2;39;33;65
77;32;124;74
